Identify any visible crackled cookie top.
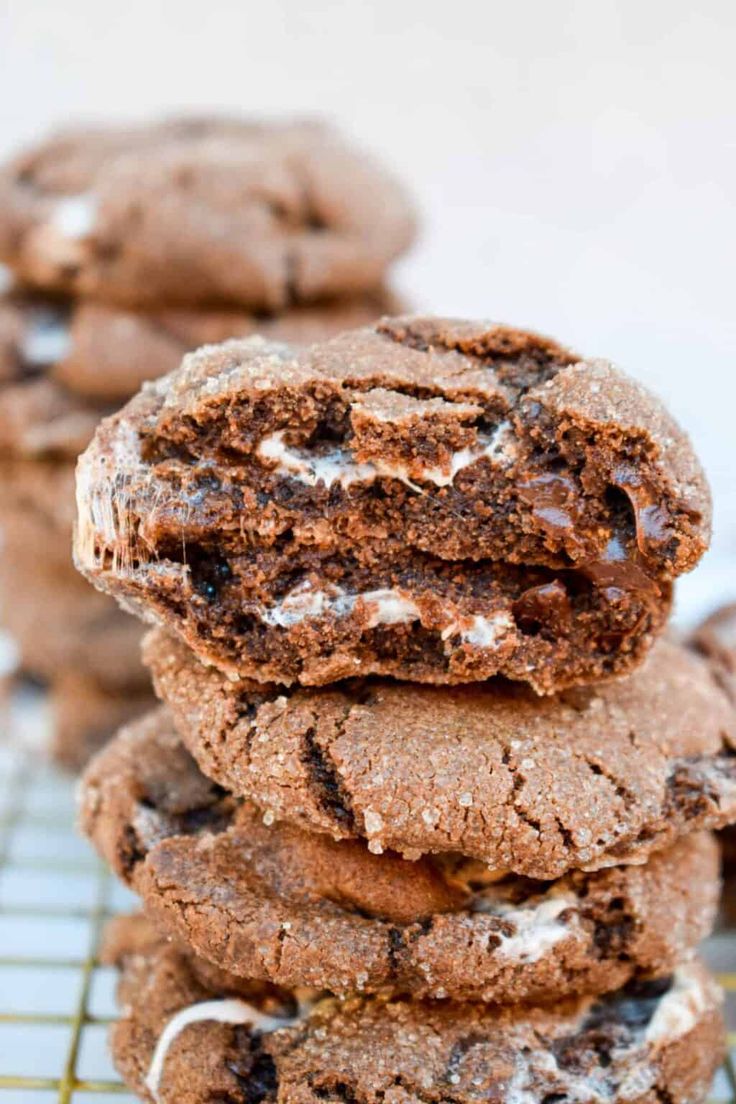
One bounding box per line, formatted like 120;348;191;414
75;316;709;693
0;119;416;308
106;915;723;1104
80;707;719;1003
144;629;736;876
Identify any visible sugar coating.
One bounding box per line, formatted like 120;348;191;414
50;194;97;239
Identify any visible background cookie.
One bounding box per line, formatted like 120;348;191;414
0;458;78;536
0;288;403;404
0;502;145;688
75;317;710;694
80;706;720;1003
105;916;724;1104
0;119;416;308
144;629;736;877
0;376;104;460
50;669;153;771
690;603;736;707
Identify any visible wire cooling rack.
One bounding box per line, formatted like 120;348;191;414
0;685;735;1103
0;687;137;1102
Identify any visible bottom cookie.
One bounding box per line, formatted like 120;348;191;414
105;916;723;1104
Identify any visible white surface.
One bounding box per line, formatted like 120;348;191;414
1;0;734;622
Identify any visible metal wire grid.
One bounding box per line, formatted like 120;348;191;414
0;691;735;1102
0;691;137;1102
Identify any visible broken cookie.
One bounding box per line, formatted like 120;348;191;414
74;317;710;693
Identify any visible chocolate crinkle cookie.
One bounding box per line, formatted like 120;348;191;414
79;706;720;1004
74;317;710;694
0;118;416;309
141;629;736;876
105;915;723;1104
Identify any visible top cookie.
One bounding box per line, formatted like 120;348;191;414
0;118;416;308
75;316;710;693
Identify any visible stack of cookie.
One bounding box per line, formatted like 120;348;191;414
0;119;415;766
78;317;735;1104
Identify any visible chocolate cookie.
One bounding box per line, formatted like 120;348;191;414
0;119;415;308
50;670;153;771
0;376;104;459
0;457;77;532
144;629;736;877
75;317;710;694
0;288;403;404
80;707;719;1003
105;915;723;1104
691;603;736;707
0;499;146;688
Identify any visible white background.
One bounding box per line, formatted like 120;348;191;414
1;0;734;621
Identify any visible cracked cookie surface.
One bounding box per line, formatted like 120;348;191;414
144;629;736;877
105;914;724;1104
75;316;710;694
80;707;719;1003
0;119;416;308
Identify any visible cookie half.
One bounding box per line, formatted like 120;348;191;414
105;915;723;1104
74;317;710;694
0;289;403;404
144;630;736;877
80;707;720;1002
0;119;415;308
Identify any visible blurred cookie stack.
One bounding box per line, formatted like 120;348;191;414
78;317;734;1103
0;118;415;767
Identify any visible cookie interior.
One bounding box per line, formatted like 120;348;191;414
76;317;709;692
